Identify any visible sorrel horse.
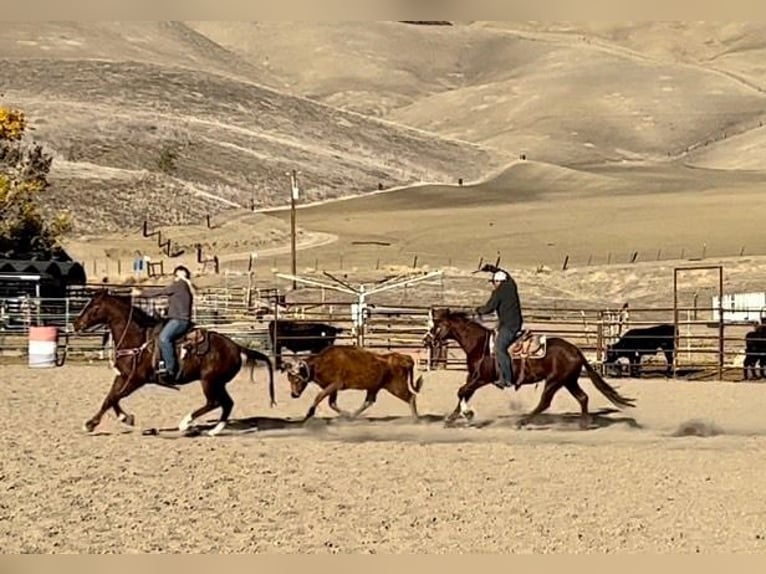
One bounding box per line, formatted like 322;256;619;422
424;308;635;428
72;289;275;436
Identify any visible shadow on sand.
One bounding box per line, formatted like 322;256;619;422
134;407;641;439
469;407;643;431
146;413;446;438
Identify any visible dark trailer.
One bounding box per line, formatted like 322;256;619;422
0;259;87;330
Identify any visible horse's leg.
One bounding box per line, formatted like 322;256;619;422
449;372;489;423
84;373;142;433
457;380;488;421
563;376;591;429
99;373;135;427
518;377;561;428
178;378;219;432
111;402;135;427
206;383;234;437
445;372;476;423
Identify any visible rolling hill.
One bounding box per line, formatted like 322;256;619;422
186;21;766;168
1;22;505;236
4;21;766;273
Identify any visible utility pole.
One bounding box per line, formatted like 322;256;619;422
287;169;300;289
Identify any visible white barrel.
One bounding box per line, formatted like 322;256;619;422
28;326;58;368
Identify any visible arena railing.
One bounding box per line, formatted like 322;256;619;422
1;296;764;381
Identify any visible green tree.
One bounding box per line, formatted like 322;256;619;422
0;105;72;259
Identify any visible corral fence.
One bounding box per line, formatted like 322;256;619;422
1;284;765;382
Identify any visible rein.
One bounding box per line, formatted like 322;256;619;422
450;317;492;359
108;295;148;387
111;298;134;360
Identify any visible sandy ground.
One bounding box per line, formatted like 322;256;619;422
3;362;766;553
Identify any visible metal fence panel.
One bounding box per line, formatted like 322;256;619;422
2;293;765;381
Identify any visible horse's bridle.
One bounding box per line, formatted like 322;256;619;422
108;294;151;391
427;316;493;362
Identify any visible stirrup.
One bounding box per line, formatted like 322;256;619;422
154;369;179;388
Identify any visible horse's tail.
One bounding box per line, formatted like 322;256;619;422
580;350;636;409
239;345;276;407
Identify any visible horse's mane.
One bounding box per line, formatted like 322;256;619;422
107;293;160;328
446;310;473;321
436;309;488;330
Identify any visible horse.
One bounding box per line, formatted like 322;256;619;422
424;308;636;429
72;288;275;436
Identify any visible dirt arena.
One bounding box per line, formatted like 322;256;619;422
3;362;766;553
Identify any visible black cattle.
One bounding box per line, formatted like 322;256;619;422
604;323;676;378
268;319;343;370
744;325;766;380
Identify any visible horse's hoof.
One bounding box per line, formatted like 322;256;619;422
121;414;135;427
463;410;475;421
206;422;226;437
178;413;193;432
83;420;97;433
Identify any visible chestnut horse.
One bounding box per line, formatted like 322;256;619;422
424;308;635;428
72;289;275;436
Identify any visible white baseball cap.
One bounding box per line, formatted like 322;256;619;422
492;270;508;282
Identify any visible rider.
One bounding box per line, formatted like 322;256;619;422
132;265;195;384
475;269;524;389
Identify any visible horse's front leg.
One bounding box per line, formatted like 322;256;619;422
447;371;486;423
100;371;137;427
446;372;472;423
111;400;135;427
84;373;143;433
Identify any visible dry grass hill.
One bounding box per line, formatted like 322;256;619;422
2;21;766;287
2;22;503;238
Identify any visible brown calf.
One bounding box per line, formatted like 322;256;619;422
282;345;425;422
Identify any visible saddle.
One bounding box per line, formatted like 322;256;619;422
489;329;547;359
510;330;547;358
146;320;212;373
487;328;547;388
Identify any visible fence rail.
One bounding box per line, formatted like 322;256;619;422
1;292;765;381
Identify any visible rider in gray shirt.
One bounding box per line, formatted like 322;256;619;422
133;265;195;383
